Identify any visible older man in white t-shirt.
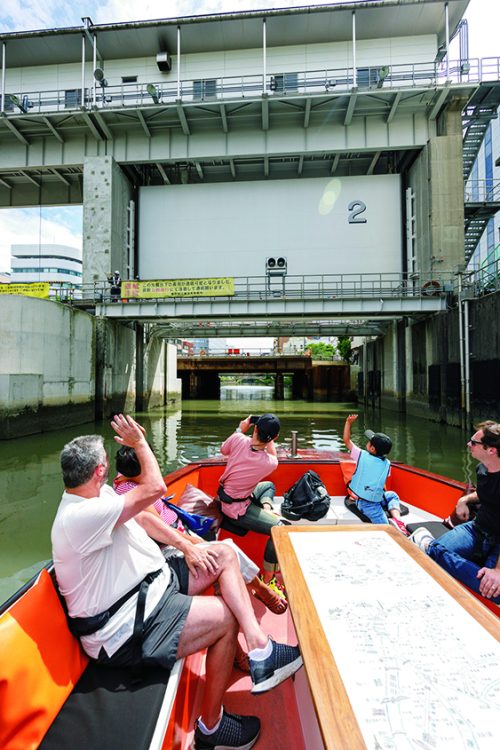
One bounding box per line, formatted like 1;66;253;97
51;414;302;750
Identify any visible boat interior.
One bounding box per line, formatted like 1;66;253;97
0;452;497;750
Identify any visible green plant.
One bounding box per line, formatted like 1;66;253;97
337;336;352;363
305;341;336;360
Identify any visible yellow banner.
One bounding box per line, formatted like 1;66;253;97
0;282;50;299
121;277;235;299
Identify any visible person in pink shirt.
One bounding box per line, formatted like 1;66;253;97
218;414;285;589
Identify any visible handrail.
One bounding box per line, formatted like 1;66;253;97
45;271;460;305
2;57;498;116
464;180;500;202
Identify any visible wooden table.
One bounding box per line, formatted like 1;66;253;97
272;525;500;750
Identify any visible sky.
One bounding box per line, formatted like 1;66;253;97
0;0;498;273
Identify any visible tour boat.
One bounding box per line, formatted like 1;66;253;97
1;449;499;750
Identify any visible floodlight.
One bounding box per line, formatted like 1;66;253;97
266;257;287;276
9;94;33;114
93;68;108;87
146;84;160;104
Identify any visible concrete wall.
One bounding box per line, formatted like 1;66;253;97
144;336;182;410
0;296;181;438
0;296;95;437
408;101;466;276
3;35;438;94
362;291;500;427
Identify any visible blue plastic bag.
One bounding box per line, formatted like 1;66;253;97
161;498;215;535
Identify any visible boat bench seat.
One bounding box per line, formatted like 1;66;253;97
39;661;173;750
0;567;182;750
270;496;366;525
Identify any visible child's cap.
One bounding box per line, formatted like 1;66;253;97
364;430;392;456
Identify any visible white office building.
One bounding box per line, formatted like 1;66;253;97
10;244;83;285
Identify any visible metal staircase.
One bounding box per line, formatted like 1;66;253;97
462;82;500;182
462;82;500;264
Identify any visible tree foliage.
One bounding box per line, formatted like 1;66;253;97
337;336;353;363
304;341;336;360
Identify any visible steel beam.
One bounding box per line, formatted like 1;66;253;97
1;115;29;145
42;116;64;143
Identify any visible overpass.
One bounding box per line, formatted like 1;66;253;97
177;354;350;402
75;270;452;339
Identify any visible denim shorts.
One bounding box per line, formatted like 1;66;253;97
97;557;192;671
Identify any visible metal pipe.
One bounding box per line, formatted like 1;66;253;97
445;2;450;80
262;18;267;94
177;26;181;99
363;336;368;403
464;298;471;427
1;43;5;114
352;11;357;88
93;34;97;107
457;273;466;428
291;430;298;457
81;34;86;107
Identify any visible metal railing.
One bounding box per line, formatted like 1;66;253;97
2;57;498;116
50;271;460;306
462;255;500;296
464;180;500;203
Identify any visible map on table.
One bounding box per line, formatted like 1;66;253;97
290;530;500;750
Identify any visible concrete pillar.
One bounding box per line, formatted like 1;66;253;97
135;323;144;412
82;156;133;286
275;372;284;400
409;98;466;277
396;320;407;412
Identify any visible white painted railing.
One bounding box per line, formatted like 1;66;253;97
2;58;498;116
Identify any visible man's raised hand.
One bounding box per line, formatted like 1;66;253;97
111;414;146;447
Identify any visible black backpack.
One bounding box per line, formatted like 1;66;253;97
281;470;331;522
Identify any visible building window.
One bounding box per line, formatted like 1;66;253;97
270;73;298;94
193;79;217;101
484;124;493;196
487;218;495;252
65;89;82;108
122;76;138;84
3;94;15;112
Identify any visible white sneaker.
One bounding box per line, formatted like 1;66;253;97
409;527;435;552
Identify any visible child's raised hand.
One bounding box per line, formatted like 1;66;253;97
346;414;358;424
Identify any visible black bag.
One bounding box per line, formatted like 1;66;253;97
281;470;330;522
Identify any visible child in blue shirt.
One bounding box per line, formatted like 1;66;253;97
343;414;407;534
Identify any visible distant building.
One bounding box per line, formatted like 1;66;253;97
10;244;82;287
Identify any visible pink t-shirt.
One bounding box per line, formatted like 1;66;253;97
113;476;180;527
218;432;278;519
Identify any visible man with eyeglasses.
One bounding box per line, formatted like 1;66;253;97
410;421;500;604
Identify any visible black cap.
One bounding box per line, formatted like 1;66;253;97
364;430;392;456
256;414;280;442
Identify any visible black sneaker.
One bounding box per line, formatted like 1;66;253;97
249;638;303;694
193;709;260;750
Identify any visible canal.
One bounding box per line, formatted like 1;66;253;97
0;386;476;602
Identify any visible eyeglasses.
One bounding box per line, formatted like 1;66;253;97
468;438;483;446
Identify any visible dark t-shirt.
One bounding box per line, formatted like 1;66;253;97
474;463;500;541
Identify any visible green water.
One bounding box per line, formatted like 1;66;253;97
0;386;475;603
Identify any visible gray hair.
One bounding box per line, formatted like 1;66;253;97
60;435;107;488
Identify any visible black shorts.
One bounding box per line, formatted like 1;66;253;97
97;557;193;671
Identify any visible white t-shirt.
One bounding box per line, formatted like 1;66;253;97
51;484;171;658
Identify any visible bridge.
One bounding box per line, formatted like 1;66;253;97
177;354;350;401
